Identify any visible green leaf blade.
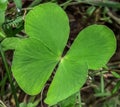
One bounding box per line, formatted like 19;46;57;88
66;25;116;69
45;58;88;105
12;38;59;95
25;3;70;56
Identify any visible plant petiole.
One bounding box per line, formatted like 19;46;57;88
0;44;19;107
76;91;82;107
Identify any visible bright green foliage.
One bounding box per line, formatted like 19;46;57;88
12;38;59;94
1;37;21;51
25;3;70;56
0;0;7;26
45;60;87;105
66;25;116;69
11;3;116;106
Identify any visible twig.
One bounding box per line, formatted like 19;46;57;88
81;85;97;91
21;7;33;11
107;61;120;66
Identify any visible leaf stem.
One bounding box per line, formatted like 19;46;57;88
100;71;105;93
77;91;82;107
0;44;19;107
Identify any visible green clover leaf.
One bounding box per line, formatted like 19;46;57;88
11;3;116;105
